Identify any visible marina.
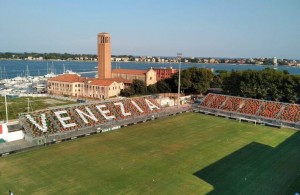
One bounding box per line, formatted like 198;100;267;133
0;62;81;97
1;60;300;97
0;74;51;97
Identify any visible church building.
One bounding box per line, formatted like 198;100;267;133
47;32;175;99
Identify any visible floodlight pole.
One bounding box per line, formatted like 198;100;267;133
177;53;182;108
27;98;30;114
5;93;8;123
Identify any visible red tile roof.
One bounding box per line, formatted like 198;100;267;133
109;77;133;84
48;74;129;86
48;74;83;83
89;79;114;86
112;69;147;75
48;74;103;84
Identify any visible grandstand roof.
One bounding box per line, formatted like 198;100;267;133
112;69;147;75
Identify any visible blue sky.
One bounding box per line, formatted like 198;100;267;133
0;0;299;58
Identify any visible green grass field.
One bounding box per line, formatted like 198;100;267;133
0;97;75;120
0;112;300;194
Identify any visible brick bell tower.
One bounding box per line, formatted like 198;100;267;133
97;32;111;79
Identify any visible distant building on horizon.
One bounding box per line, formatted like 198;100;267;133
273;57;278;65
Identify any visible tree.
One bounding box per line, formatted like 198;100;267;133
222;71;242;96
147;84;158;94
210;75;223;88
131;79;147;95
167;67;214;94
219;68;300;103
156;80;171;93
281;75;297;103
120;88;135;97
190;68;214;94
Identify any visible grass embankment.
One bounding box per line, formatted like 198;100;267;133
0;113;299;194
0;97;75;120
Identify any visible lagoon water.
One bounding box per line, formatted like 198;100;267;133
1;60;300;79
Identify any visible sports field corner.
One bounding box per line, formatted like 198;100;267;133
0;112;299;194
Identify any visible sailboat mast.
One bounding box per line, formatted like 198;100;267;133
47;62;49;74
26;64;30;77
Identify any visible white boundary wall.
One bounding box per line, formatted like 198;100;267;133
0;123;24;142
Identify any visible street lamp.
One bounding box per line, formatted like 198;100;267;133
177;53;182;108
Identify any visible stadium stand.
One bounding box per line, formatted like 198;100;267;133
222;96;243;112
209;95;227;109
0;96;191;156
197;93;300;129
19;96;163;139
258;101;282;119
239;99;263;115
23;110;60;138
279;104;300;123
200;93;215;107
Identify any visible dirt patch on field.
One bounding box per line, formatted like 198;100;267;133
163;143;185;155
42;98;68;105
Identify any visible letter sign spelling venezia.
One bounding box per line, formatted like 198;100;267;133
25;98;160;132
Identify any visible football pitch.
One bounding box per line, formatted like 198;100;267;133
0;112;300;194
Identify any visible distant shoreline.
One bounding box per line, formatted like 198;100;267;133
1;59;300;79
0;59;295;68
